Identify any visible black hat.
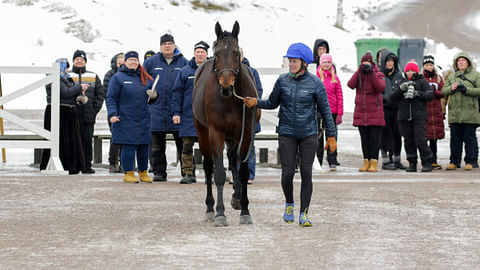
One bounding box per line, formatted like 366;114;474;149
160;33;175;44
73;49;87;62
144;50;155;60
194;41;210;52
124;51;139;60
423;55;435;65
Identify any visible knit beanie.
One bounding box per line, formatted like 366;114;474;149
361;52;373;64
124;51;139;60
404;59;419;73
194;41;210;52
144;50;155;60
320;53;333;64
423;55;435;66
72;49;87;62
160;33;175;44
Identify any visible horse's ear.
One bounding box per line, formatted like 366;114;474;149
215;22;223;38
232;21;240;39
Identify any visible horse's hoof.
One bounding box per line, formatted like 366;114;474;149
214;216;228;227
204;212;215;222
239;215;253;224
231;196;241;210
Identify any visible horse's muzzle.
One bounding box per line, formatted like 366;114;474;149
220;85;234;97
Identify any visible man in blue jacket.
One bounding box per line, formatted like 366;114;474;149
172;41;209;184
144;34;188;182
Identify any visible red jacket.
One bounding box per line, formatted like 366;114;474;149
423;71;445;139
348;64;386;127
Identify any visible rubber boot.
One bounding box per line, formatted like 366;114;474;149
367;159;378;172
359;159;370;172
124;171;139;183
138;170;152;183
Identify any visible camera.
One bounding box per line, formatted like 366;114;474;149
363;64;371;72
457;83;467;94
404;82;416;100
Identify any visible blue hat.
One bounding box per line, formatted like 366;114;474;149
125;51;139;60
55;58;69;79
284;43;314;64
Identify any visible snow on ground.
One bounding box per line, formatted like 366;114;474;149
0;0;421;112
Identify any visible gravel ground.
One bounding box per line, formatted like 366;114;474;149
1;152;480;269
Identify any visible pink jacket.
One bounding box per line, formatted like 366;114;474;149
317;67;343;116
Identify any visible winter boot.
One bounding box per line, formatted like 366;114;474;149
406;162;417;172
432;163;442;170
124;171;139;183
138;170;152;183
465;164;473;171
446;163;457;170
393;156;407;170
367;159;378;172
421;164;432;172
359;159;370;172
382;161;397;170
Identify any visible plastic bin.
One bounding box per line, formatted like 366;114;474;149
354;38;400;66
398;39;426;70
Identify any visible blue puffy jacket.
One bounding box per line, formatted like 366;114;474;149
171;58;198;137
143;49;188;132
258;71;335;139
106;66;152;145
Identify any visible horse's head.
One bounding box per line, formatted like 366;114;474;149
213;21;240;97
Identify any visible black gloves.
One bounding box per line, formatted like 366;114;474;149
457;83;467;94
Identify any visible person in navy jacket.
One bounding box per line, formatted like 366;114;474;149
171;41;209;184
243;43;337;227
106;51;154;183
144;33;189;182
240;50;263;184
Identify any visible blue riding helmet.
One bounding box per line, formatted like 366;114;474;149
284;43;314;64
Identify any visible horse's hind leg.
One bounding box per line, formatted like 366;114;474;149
239;161;252;224
204;156;215;222
213;151;228;227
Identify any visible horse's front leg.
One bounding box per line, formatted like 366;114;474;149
239;161;252;224
226;140;242;210
204;156;215;222
213;151;228;227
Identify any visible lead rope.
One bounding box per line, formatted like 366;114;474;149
237;103;256;163
234;87;257;163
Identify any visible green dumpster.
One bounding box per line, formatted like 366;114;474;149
354;38;400;66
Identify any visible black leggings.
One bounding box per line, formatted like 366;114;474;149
278;135;317;213
358;126;382;160
428;139;438;164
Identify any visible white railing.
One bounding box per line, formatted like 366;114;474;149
0;63;67;174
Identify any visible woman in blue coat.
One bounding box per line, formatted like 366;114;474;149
243;43;337;227
106;51;153;183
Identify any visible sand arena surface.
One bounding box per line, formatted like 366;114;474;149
1;162;480;269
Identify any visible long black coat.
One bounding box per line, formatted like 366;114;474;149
391;73;433;121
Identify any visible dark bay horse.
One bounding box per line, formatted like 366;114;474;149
192;21;260;226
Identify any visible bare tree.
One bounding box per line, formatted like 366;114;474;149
335;0;344;29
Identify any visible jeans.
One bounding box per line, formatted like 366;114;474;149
121;144;149;172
